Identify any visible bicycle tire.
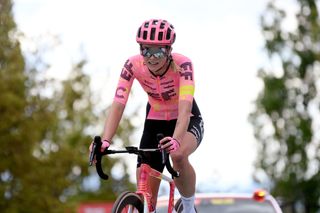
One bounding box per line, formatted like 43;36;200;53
174;198;183;213
112;191;144;213
174;198;198;213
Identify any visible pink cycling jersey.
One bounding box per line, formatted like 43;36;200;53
114;53;195;120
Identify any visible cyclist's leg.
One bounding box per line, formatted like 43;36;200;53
171;132;197;213
172;111;204;212
171;132;198;196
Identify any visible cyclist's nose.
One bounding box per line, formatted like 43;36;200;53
149;54;157;59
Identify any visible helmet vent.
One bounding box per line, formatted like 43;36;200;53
160;22;165;29
166;28;172;40
137;27;141;38
158;32;163;41
143;31;148;40
150;28;156;40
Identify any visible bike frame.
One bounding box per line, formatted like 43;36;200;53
90;135;179;213
137;163;175;213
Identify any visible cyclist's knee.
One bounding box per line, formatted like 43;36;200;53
170;151;186;166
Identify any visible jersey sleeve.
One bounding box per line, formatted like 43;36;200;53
113;59;135;105
178;58;195;102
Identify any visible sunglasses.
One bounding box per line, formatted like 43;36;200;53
141;47;168;59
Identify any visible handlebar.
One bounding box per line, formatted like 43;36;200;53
89;134;179;180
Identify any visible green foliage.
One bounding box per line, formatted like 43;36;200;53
250;0;320;212
0;0;137;212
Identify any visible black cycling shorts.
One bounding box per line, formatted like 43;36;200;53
137;99;204;172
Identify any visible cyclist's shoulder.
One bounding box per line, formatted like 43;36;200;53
122;54;145;72
126;54;144;64
171;53;193;64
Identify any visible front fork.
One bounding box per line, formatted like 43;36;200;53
136;164;154;212
136;164;176;213
167;180;176;213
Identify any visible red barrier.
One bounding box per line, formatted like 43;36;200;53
78;202;113;213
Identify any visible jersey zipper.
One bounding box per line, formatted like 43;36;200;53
156;76;169;120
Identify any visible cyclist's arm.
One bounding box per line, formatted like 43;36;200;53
172;100;192;143
172;55;195;143
102;58;135;142
102;101;125;142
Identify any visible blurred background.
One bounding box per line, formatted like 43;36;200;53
1;0;320;212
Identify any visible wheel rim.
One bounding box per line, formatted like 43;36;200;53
112;191;143;213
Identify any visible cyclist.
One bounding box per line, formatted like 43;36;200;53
92;19;204;213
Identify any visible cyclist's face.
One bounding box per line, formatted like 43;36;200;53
141;45;170;72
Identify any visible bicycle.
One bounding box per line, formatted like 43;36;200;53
89;134;181;213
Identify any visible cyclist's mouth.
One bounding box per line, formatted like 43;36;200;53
148;61;159;65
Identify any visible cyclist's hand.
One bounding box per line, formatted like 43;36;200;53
89;140;110;153
89;139;110;165
159;137;180;153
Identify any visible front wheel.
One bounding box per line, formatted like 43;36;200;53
112;191;144;213
174;198;198;213
174;198;183;213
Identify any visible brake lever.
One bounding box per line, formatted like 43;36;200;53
157;133;166;165
89;136;102;166
89;142;97;166
90;136;109;180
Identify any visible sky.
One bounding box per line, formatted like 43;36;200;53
12;0;292;193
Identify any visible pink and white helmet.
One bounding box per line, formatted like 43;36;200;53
136;19;176;46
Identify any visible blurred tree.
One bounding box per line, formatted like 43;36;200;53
250;0;320;212
0;0;137;212
0;0;37;211
54;61;136;205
